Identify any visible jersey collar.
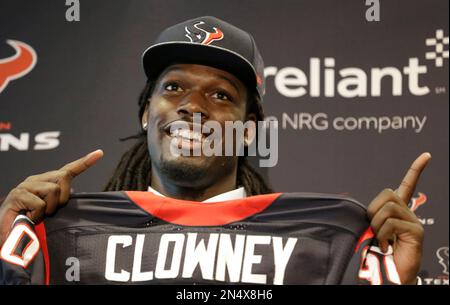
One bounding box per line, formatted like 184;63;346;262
147;186;247;203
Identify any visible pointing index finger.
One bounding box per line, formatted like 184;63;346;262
60;149;104;178
396;152;431;204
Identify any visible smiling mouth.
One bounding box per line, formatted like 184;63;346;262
170;128;204;142
164;121;213;144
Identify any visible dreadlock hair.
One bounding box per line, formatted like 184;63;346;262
104;79;273;196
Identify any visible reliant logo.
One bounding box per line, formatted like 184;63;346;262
265;29;448;98
426;29;449;67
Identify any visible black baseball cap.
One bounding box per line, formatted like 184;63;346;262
142;16;265;99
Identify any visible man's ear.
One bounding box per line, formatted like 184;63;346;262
245;113;257;146
141;102;150;131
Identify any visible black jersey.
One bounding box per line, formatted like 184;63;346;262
0;191;401;285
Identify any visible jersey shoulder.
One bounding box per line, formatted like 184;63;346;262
255;192;368;236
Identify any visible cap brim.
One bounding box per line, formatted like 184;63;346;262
142;42;258;95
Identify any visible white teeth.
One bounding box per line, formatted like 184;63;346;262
170;129;203;142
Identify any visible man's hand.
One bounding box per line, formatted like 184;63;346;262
0;149;104;245
367;152;431;285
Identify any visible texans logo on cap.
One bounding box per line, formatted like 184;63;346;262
184;21;224;46
143;16;265;99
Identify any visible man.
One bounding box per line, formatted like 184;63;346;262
0;16;430;285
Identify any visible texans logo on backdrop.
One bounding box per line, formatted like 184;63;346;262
408;192;435;226
185;21;224;46
436;247;449;276
0;40;37;94
419;247;449;285
409;192;427;212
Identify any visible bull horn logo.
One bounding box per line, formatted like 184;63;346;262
0;40;37;94
436;247;449;275
409;192;427;212
185;21;224;46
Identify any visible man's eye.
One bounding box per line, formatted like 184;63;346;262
165;83;182;92
212;91;232;101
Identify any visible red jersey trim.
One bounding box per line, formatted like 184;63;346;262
125;191;282;226
35;222;50;285
354;227;375;253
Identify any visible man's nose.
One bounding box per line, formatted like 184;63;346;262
176;90;209;119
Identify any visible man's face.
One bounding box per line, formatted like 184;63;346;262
143;63;251;187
